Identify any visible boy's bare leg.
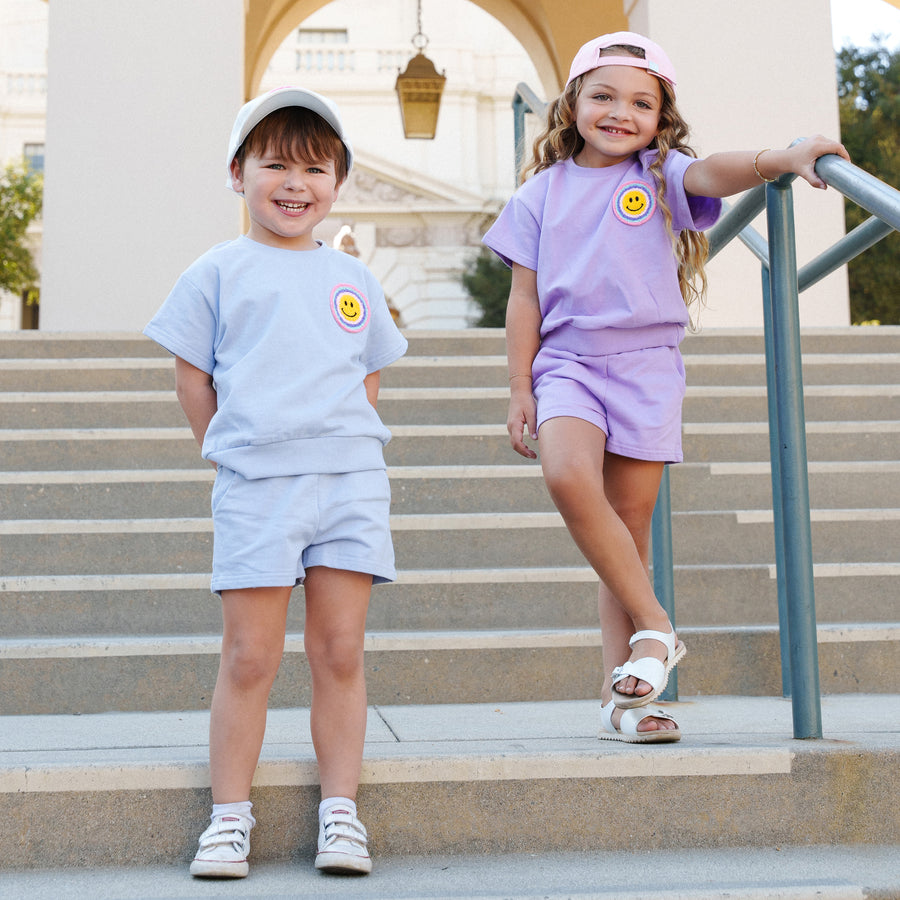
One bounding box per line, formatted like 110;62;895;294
538;416;677;701
303;566;372;800
209;586;292;803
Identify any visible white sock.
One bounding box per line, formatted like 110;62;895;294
319;796;357;822
212;800;256;828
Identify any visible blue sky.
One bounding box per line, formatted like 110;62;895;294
831;0;900;48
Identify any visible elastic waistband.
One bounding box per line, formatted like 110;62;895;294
540;323;684;356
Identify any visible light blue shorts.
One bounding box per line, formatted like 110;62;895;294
532;345;686;463
210;467;396;593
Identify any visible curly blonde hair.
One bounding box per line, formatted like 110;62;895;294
523;45;710;326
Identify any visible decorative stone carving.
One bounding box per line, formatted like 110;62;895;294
339;170;432;205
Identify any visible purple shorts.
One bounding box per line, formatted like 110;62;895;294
532;344;686;463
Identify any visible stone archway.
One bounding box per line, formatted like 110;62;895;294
36;0;852;331
243;0;627;99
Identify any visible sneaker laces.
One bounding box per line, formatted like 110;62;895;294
319;810;368;852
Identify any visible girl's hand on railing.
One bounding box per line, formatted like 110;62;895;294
780;136;851;190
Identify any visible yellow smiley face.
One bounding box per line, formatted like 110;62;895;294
340;296;361;321
623;192;647;214
332;285;370;331
614;181;656;225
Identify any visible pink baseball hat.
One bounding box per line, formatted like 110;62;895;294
566;31;677;89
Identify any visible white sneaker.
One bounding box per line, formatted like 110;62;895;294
315;807;372;874
189;814;252;878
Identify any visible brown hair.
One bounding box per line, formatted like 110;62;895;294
233;106;349;184
524;45;710;326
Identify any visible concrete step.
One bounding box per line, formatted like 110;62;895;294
0;333;169;359
0;429;201;470
392;424;900;467
2;386;898;428
673;460;900;510
0;326;898;359
1;326;897;882
383;352;900;388
1;623;897;714
0;329;511;359
2;509;897;576
681;352;900;387
1;419;898;473
3;562;898;637
1;695;897;868
3;560;898;639
4;350;899;391
3;846;899;899
0;357;176;391
679;326;900;355
4;462;898;519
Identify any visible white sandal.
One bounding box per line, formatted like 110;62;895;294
610;628;686;709
598;700;681;744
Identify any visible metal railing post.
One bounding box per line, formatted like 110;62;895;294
512;83;546;182
512;93;527;181
651;464;677;700
765;181;822;738
760;266;792;697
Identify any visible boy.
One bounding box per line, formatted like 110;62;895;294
144;86;408;878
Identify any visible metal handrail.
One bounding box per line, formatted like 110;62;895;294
512;83;546;179
511;85;900;738
702;154;900;737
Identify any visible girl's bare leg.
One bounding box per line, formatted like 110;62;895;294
538;416;678;706
303;566;372;801
598;451;678;732
209;586;292;802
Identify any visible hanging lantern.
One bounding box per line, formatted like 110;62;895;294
395;1;446;139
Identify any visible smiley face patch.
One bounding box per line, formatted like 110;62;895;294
331;284;370;333
613;181;657;226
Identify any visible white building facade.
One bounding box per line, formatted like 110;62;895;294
0;0;46;329
1;0;853;332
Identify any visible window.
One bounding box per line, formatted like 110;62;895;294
24;143;44;174
296;29;348;45
295;29;352;72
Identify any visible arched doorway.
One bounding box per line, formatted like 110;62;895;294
250;0;576;327
243;0;628;99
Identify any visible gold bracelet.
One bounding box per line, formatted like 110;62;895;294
753;149;776;184
509;374;533;381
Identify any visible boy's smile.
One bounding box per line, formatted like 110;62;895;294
573;65;662;168
230;152;340;250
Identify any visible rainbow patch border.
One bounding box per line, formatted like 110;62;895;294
331;284;370;333
613;181;657;226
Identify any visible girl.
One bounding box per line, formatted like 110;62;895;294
483;32;848;743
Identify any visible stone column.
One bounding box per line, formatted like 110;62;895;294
630;0;849;327
40;0;244;331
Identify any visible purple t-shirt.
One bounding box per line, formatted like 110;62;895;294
483;149;721;354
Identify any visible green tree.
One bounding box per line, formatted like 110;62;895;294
0;160;43;305
837;40;900;324
461;247;512;327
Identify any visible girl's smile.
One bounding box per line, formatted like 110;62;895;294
573;65;662;168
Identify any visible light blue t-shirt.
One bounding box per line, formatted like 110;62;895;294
144;236;408;478
483;149;721;355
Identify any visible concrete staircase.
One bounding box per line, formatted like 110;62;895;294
1;327;898;897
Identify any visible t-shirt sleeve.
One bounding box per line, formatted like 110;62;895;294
482;186;541;271
360;269;408;373
143;269;218;374
665;152;722;232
